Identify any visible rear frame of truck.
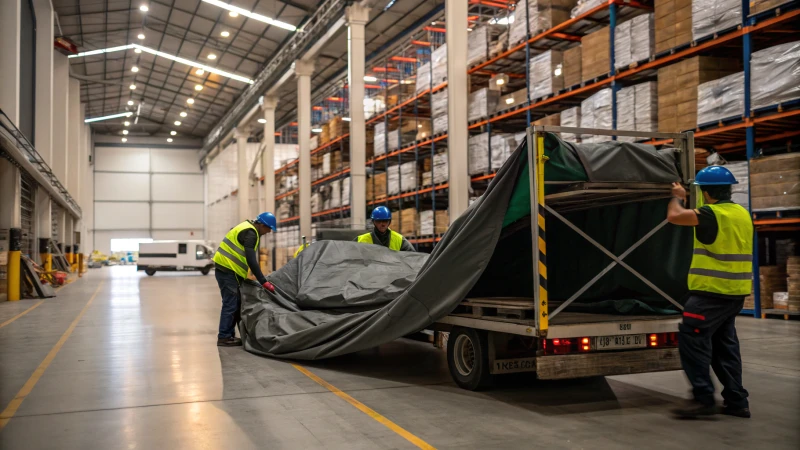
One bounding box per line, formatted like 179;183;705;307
433;126;696;390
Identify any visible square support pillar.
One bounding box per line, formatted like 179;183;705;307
294;60;315;241
52;53;70;184
68;79;82;199
261;96;278;216
33;0;54;165
235;128;250;222
0;0;21;125
446;0;470;222
347;4;370;230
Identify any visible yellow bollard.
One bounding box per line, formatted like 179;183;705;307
78;253;84;276
8;250;21;301
40;253;52;272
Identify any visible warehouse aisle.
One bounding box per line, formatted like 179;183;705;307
0;266;798;449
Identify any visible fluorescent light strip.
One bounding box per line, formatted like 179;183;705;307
67;44;254;84
85;112;133;123
201;0;296;31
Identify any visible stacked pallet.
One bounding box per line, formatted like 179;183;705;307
788;256;800;312
581;26;610;80
329;116;349;140
420;210;450;235
657;56;740;132
398;208;419;236
655;0;692;53
749;153;800;211
509;0;575;46
692;0;741;41
760;266;785;309
563;46;582;87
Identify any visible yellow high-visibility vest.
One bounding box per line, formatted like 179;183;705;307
213;221;259;278
357;230;403;251
688;203;753;296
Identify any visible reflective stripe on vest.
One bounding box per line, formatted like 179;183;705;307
688;203;753;296
356;230;403;251
213;221;259;278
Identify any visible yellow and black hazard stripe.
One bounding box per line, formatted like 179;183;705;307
536;135;549;333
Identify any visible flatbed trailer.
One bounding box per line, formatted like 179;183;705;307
433;126;695;390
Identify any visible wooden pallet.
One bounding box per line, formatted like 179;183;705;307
457;297;537;321
761;309;800;320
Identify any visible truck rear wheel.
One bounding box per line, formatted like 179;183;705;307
145;269;156;276
447;326;491;390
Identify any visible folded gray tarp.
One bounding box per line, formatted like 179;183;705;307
240;133;690;360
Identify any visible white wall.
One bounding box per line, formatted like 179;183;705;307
93;145;204;254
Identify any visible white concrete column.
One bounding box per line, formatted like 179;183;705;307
52;53;70;185
347;4;370;230
33;0;54;163
0;0;21;125
261;96;278;216
446;0;469;223
35;187;52;263
55;207;67;247
68;79;82;199
0;159;22;230
235;128;250;222
294;60;315;240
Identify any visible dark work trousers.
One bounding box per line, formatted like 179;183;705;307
216;269;242;339
679;294;749;408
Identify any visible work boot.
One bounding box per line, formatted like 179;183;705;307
672;401;718;419
721;405;751;418
217;336;242;347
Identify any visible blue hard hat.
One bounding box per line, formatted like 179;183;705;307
255;212;277;231
371;206;391;221
693;166;739;185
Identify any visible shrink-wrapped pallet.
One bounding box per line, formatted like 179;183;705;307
341;177;350;206
330;179;341;208
468;133;514;175
432;44;448;87
615;14;655;70
374;122;387;156
617;82;658;141
580;89;613;143
420;210;450;235
468;88;501;122
692;0;741;41
510;0;575;45
560;106;581;142
751;40;800;110
723;162;749;210
415;61;431;94
696;72;744;125
529;50;564;100
432;90;449;135
571;0;604;18
468;26;503;67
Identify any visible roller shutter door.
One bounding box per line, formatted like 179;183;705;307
20;172;36;257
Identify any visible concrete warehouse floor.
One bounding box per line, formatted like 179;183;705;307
0;266;798;449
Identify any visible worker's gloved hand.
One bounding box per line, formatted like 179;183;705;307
262;281;275;293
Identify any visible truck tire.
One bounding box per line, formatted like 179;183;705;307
201;267;210;275
145;269;156;276
447;326;491;390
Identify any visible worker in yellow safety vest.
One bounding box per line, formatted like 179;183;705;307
355;206;415;251
213;212;277;347
666;166;752;419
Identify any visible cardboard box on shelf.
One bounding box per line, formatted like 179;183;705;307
329;116;349;139
750;0;792;13
749;153;800;210
416;119;433;141
657;56;741;132
509;0;576;46
398;208;419;236
319;123;330;145
529;50;564;100
655;0;693;54
581;26;610;81
532;113;561;127
496;88;528;113
563;45;582;87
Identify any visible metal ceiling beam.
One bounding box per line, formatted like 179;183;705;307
199;0;349;165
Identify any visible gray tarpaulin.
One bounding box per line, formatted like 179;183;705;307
240;133;689;360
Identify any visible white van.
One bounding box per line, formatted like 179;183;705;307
137;240;214;276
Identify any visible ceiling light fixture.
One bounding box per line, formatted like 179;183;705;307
174;121;181;126
122;137;128;142
137;33;145;39
129;84;137;90
364;75;378;82
170;131;177;135
342;117;351;122
84;112;134;123
311;128;322;133
167;138;173;142
68;44;254;84
195;84;203;91
122;130;129;135
140;5;149;12
220;31;230;37
124;121;130;126
196;68;205;75
201;0;296;31
127;100;134;106
186;98;195;104
207;53;217;60
257;118;267;124
180;111;188;117
131;66;139;72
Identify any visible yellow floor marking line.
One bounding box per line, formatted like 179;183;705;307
0;301;45;329
291;364;436;450
0;281;104;431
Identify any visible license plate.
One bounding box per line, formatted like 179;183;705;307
594;334;647;351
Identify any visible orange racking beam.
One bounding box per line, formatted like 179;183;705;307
373;67;400;72
424;26;447;33
469;0;512;9
411;40;430;46
391;56;417;62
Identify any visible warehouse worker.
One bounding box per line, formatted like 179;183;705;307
213;212;277;347
355;206;415;251
666;166;752;419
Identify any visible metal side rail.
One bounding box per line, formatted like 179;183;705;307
0;109;82;219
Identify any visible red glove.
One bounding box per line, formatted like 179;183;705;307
262;281;275;293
